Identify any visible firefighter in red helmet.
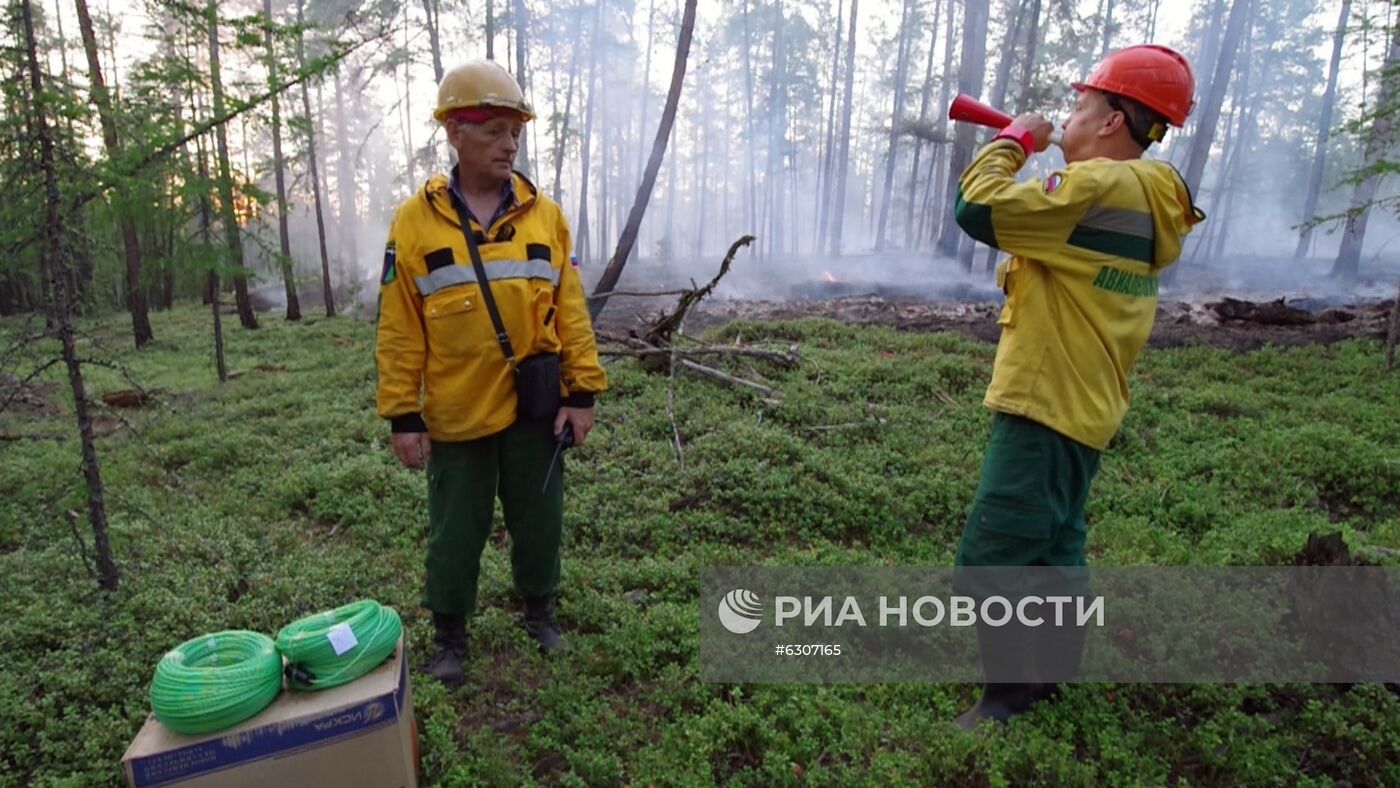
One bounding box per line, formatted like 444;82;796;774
950;45;1205;728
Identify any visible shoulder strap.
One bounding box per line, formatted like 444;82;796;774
450;194;516;366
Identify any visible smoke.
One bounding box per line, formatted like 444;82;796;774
233;0;1400;314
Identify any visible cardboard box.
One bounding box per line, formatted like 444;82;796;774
122;636;417;788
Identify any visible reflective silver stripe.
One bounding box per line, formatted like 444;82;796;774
1079;206;1153;239
488;260;560;285
415;265;476;295
415;259;558;296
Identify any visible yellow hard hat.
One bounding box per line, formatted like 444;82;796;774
434;59;534;123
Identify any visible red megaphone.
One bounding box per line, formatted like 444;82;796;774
948;93;1013;129
948;93;1062;146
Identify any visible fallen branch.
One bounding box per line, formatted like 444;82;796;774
1209;297;1316;326
678;359;775;397
597;337;790;397
595;329;656;349
667;317;686;471
644;235;756;348
65;508;95;580
599;345;799;367
587;288;691;300
593;236;788;398
101;388;157;408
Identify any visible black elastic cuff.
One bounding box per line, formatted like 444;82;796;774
390;413;427;433
562;393;596;408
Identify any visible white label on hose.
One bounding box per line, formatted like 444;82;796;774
327;623;358;656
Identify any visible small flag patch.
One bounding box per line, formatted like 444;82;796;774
1044;173;1064;194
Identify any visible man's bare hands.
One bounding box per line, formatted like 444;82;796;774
1011;113;1056;152
554;406;596;446
392;432;432;469
392;409;594;468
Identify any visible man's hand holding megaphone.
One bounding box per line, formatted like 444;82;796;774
947;93;1062;156
1007;114;1058;154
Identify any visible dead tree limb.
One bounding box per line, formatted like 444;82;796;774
1209;297;1317;326
587;288;691;300
666;317;686;471
644;234;756;347
1;321;52;369
593;235;785;397
594;329;650;349
678;359;775;397
65;508;96;580
599;345;799;367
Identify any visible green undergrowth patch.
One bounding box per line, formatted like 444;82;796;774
1;305;1397;786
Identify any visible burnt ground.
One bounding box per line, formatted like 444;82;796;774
274;257;1395;353
584;249;1400;352
595;294;1397;352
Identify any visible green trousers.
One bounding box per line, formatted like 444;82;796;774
423;418;565;617
955;412;1102;570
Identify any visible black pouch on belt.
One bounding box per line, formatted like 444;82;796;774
513;352;561;422
453;195;561;423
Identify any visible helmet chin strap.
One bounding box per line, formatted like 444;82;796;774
1105;93;1164;150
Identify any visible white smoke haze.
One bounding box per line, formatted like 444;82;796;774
130;0;1395;314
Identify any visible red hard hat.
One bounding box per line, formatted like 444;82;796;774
1072;44;1196;127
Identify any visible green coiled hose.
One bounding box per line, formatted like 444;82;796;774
149;630;283;735
276;599;402;690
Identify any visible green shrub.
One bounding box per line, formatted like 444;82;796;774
2;308;1396;785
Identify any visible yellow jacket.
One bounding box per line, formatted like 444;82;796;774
955;140;1204;450
375;171;607;442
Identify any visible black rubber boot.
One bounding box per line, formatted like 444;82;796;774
523;596;567;654
955;683;1043;730
420;612;468;686
1030;619;1088;705
955;619;1041;730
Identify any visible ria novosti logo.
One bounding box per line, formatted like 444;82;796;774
715;589;1106;633
717;589;764;634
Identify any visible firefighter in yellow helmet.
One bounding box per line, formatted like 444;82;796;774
376;59;607;685
949;45;1205;727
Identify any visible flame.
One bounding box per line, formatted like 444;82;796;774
823;271;840;283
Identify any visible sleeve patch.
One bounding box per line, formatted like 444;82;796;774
380;242;397;285
1044;173;1065;194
